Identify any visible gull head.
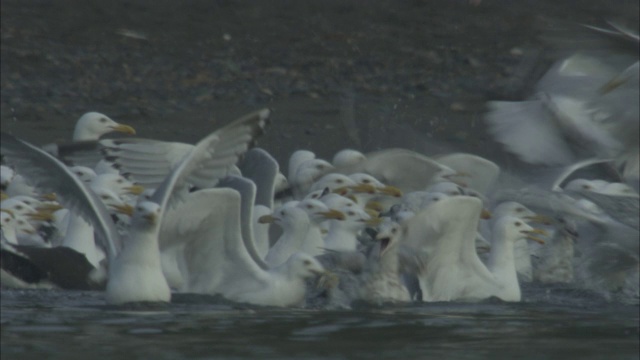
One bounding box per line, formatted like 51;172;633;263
69;165;97;184
94;187;134;216
310;173;356;194
297;198;345;223
259;203;309;230
288;252;325;279
493;201;536;220
375;218;402;258
73;112;136;141
1;209;16;229
1;198;38;217
91;173;145;197
495;215;547;244
564;178;600;192
132;201;161;228
332;149;366;168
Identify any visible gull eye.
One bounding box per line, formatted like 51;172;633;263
99;117;107;123
312;194;319;199
336;179;344;184
347;211;355;216
101;195;109;200
515;221;521;227
116;179;123;184
306;205;313;209
391;228;397;234
316;165;324;170
362;179;370;183
516;208;524;213
281;211;286;216
303;259;311;266
4;218;9;223
582;185;590;189
15;205;23;210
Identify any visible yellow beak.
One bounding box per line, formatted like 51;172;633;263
480;208;492;220
143;213;157;225
26;211;54;222
258;214;277;224
111;124;137;135
365;201;384;213
522;228;548;244
349;183;377;194
37;203;64;212
320;209;345;221
112;203;134;216
378;185;403;197
125;185;145;195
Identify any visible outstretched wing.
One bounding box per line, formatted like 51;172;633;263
100;138;194;188
1;133;121;259
160;188;270;295
346;148;450;192
433;153;500;194
150;108;270;214
237;148;279;209
403;196;494;301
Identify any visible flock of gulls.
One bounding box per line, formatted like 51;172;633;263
1;21;638;308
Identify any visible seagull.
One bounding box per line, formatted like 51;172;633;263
432;153;500;194
485;22;639;185
72;112;136;141
163;175;326;307
261;202;313;267
41;112;137;168
403;196;545;302
321;194;375;252
352;218;411;304
1;108;270;304
335;148;466;193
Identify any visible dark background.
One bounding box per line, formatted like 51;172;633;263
2;0;638;170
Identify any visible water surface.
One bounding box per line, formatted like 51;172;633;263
2;287;638;359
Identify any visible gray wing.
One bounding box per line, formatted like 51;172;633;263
217;175;269;270
160;188;271;295
100;138;194;189
344;148;450;192
494;187;639;253
432;153;500;194
566;190;639;231
237;148;279;209
551;158;621;191
485;99;576;165
1;133;121;259
403;196;494;301
150;108;270;215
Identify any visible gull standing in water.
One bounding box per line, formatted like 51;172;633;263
1;109;270;304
